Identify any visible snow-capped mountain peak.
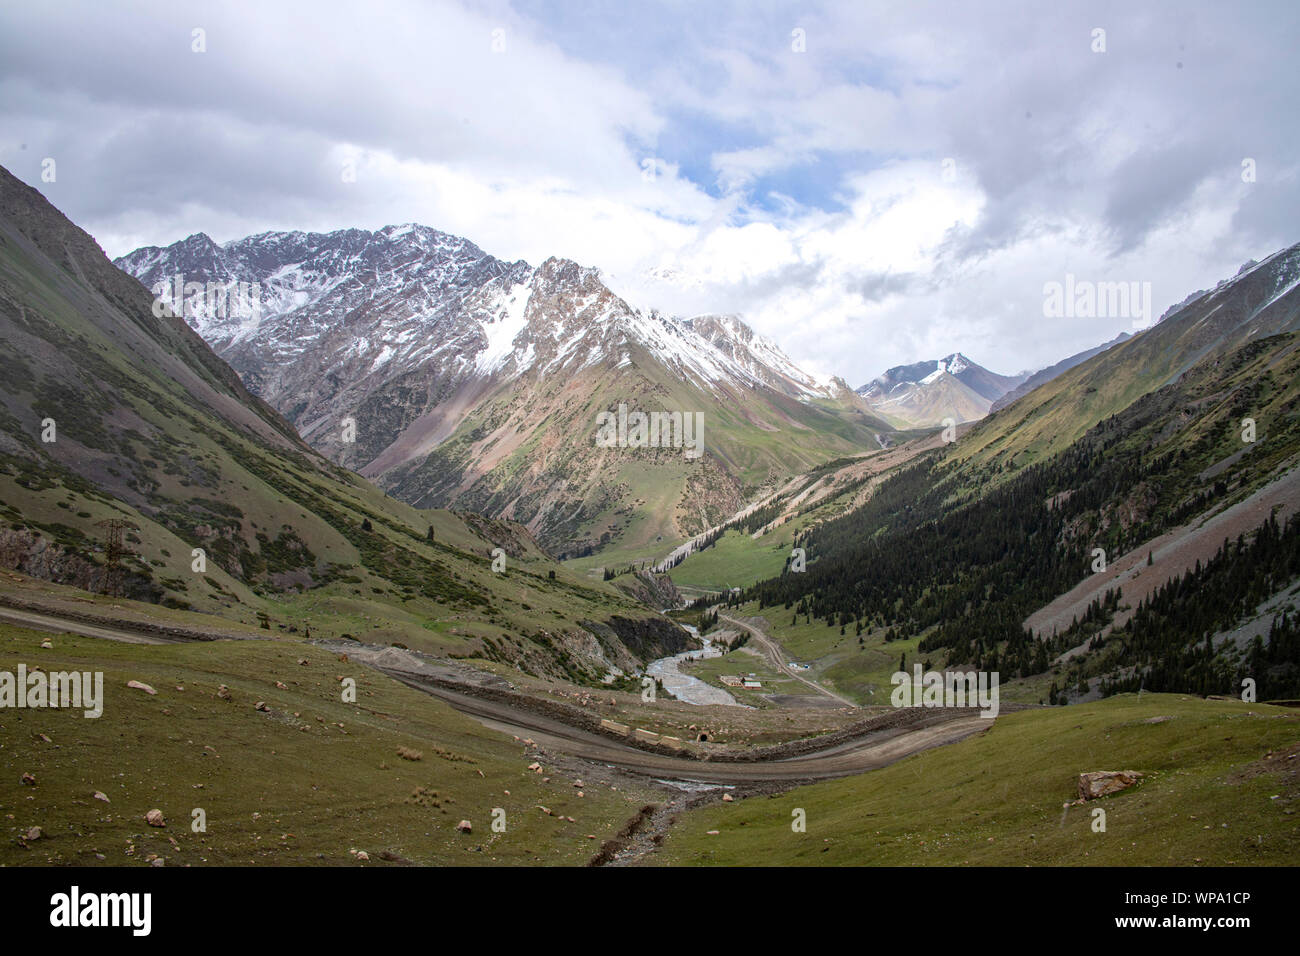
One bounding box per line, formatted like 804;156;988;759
115;222;842;458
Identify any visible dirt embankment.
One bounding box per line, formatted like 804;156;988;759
0;589;257;643
1027;463;1300;643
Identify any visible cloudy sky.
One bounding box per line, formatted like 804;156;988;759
2;0;1296;381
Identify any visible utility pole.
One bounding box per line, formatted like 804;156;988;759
96;519;136;598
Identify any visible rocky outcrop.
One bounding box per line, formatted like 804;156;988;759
0;528;160;602
582;615;695;666
1077;770;1145;800
613;570;683;609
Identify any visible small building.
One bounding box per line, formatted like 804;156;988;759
720;675;743;687
741;678;762;688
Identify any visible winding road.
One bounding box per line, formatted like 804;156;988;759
1;599;990;785
388;674;987;785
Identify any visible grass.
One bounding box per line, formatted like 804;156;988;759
0;623;657;866
658;693;1300;866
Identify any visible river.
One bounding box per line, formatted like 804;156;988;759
645;624;748;707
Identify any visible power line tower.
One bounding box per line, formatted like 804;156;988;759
95;519;136;598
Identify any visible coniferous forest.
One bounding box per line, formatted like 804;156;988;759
744;335;1300;697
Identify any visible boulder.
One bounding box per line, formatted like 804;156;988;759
126;680;156;695
1077;770;1145;800
145;809;166;827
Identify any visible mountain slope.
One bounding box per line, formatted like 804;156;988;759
662;694;1300;866
953;244;1300;473
0;165;687;680
990;332;1131;413
117;227;897;556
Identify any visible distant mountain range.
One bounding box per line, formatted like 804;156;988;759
117;226;895;557
854;352;1028;428
116;218;1300;560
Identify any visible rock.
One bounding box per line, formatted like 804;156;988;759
145;809;166;827
274;681;288;690
355;850;369;862
216;685;232;700
1077;770;1145;800
126;680;156;695
456;820;473;833
298;658;310;666
39;640;52;649
722;793;734;802
20;772;35;785
93;791;110;803
255;701;269;712
24;826;41;841
527;762;542;772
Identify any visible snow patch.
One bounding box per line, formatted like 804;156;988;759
476;282;532;373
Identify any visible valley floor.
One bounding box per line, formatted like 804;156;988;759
3;599;1296;867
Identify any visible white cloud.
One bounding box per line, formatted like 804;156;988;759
1;0;1296;382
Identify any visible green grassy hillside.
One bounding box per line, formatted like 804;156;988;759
661;694;1300;866
0;623;657;865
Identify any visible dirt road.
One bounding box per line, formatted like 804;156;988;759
0;605;173;644
386;673;984;784
718;612;858;708
1;599;988;786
